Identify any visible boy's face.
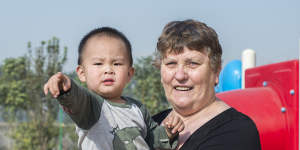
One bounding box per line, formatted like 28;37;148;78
76;36;134;101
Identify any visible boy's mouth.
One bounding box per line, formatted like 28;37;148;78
103;78;115;86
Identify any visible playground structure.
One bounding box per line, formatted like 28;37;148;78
216;49;299;150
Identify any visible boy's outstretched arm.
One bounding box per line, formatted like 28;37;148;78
44;72;71;98
43;72;101;130
163;110;185;139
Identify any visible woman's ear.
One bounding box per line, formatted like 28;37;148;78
214;67;221;86
76;65;86;82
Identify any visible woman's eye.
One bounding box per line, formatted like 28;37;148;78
165;62;176;66
191;62;199;65
188;62;200;67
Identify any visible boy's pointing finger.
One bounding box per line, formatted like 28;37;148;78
63;75;71;92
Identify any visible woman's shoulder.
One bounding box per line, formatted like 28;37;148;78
210;108;258;132
201;108;259;136
217;108;254;122
181;108;261;150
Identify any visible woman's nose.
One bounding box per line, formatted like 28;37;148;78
174;66;187;81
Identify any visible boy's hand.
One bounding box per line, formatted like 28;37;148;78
43;72;71;98
162;110;184;139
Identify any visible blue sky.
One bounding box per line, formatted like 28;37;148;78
0;0;299;72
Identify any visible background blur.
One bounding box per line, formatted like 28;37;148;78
1;0;299;71
0;0;299;149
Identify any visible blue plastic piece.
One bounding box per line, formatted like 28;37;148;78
221;60;242;91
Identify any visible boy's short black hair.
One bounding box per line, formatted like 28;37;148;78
78;27;133;66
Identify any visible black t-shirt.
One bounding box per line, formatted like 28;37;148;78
153;108;261;150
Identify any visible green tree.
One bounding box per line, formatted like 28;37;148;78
0;57;30;123
123;55;170;115
0;37;68;150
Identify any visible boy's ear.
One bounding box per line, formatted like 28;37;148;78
76;65;86;82
127;67;135;81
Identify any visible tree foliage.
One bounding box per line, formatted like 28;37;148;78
0;57;28;116
124;55;169;115
0;37;68;150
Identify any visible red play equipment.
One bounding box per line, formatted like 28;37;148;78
217;59;299;150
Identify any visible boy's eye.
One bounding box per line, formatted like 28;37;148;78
94;63;102;65
114;63;123;66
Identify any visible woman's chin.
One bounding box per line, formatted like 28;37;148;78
171;98;192;109
173;106;195;116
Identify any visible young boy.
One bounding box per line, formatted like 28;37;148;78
44;27;184;150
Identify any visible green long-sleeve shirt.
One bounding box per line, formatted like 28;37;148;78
58;80;177;150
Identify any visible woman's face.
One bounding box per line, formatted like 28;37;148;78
160;47;219;116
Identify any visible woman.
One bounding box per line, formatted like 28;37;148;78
153;19;261;150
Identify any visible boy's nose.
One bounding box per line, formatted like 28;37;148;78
105;70;114;74
104;66;114;74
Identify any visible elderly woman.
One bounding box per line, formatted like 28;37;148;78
154;19;261;150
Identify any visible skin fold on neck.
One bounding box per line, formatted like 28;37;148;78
174;97;230;149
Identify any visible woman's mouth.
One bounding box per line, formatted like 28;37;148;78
174;86;193;91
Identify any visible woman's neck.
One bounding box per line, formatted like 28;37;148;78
176;95;216;120
175;99;230;150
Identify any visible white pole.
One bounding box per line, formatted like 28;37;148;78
242;49;256;89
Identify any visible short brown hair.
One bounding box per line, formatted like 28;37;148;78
156;19;222;73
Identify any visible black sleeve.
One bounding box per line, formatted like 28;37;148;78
152;108;172;124
198;119;261;150
180;108;261;150
57;79;103;130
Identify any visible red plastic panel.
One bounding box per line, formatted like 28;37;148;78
217;59;299;150
218;88;287;150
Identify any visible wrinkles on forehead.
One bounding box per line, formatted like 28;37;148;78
162;47;209;59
